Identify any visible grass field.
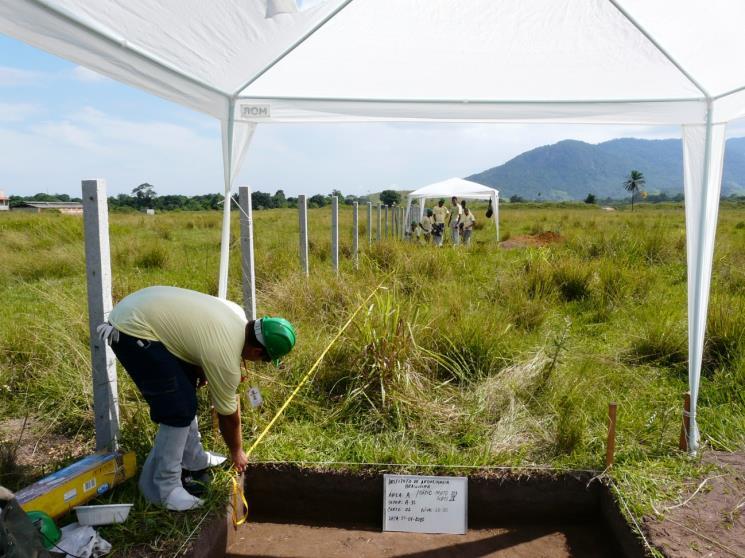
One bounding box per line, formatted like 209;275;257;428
1;201;745;555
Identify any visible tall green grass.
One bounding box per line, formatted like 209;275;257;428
2;202;745;550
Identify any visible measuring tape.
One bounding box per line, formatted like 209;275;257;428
230;277;389;527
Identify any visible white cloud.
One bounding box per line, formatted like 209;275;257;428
72;66;109;83
2;107;222;196
0;102;41;122
0;66;42;86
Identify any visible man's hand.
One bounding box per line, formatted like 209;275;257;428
231;448;249;473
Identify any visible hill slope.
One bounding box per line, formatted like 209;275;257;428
467;137;745;200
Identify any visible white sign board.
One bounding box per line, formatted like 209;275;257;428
383;474;467;535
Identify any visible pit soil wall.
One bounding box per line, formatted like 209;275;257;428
187;464;647;558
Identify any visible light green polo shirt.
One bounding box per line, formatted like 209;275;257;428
109;286;246;415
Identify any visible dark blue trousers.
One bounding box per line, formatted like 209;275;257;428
111;331;199;427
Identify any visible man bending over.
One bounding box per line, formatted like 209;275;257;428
100;286;296;511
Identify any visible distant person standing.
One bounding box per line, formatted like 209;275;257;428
449;196;463;245
462;206;476;245
431;199;449;247
419;208;434;243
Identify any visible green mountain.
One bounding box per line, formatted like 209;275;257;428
466;137;745;200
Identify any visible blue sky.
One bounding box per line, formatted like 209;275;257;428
3;33;741;198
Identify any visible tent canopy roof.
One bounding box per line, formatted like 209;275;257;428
408;178;498;201
4;0;745;124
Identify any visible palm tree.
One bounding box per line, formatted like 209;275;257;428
623;170;645;211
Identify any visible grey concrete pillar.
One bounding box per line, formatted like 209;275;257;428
377;204;382;242
298;194;309;276
331;196;339;273
238;186;256;321
82;179;119;452
353;202;359;269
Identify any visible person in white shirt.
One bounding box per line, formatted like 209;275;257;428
462;206;476;245
448;196;463;245
103;286;296;511
419;208;434;243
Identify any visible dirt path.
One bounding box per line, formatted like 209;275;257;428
646;451;745;557
227;522;619;558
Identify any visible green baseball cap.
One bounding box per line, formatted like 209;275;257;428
257;317;296;363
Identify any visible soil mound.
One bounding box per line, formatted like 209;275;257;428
500;231;563;249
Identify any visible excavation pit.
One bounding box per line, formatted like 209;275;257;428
188;464;645;558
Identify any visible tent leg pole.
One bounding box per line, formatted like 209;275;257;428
682;110;726;455
218;189;232;298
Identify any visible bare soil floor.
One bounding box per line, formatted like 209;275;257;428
226;522;619;558
0;417;90;489
646;451;745;557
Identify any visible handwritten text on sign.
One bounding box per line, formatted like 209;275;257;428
383;474;467;534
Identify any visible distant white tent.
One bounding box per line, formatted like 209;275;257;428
405;178;499;240
5;0;745;452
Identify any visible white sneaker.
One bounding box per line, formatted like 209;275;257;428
164;486;204;511
205;452;227;467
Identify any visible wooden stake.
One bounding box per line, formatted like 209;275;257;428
606;402;617;468
211;406;219;437
679;392;691;451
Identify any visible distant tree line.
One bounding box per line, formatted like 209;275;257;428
8;183;377;212
8;192;83;207
19;183;745;212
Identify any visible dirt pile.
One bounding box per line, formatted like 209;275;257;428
500;231;563;249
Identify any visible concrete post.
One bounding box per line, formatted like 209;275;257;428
385;205;389;239
353;202;359;269
377;204;382;242
238;186;256;321
82;179;119;452
298;195;309;276
331;196;339;273
367;202;372;245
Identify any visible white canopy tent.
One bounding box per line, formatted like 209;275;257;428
405;178;499;240
4;0;745;452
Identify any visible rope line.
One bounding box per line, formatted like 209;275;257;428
228;278;389;527
244;277;388;459
611;481;657;556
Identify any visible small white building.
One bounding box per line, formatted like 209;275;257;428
0;191;8;211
